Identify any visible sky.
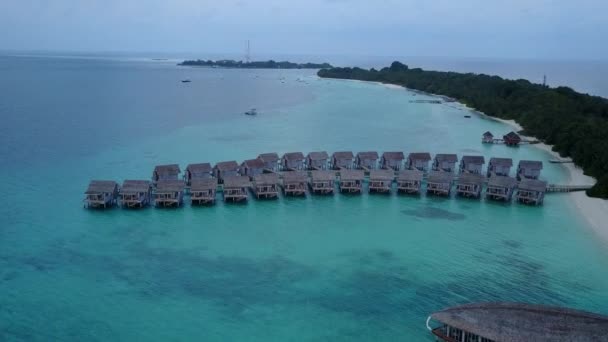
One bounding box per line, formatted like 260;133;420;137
0;0;606;60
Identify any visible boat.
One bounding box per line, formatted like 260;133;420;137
181;79;191;83
464;115;471;118
244;108;257;116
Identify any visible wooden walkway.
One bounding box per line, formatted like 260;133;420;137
546;184;593;193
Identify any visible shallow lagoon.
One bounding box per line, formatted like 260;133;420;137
1;56;608;341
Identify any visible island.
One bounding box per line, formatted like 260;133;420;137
178;59;332;69
318;62;608;198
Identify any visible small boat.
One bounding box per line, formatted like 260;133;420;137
244;108;257;116
181;79;191;83
464;115;471;118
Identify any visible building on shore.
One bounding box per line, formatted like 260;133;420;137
339;169;364;193
184;163;211;186
252;173;279;199
397;169;424;194
486;175;517;201
281;171;308;196
240;158;265;178
213;161;240;182
517;160;543;181
190;178;217;205
154;180;185;207
432;154;458;173
406;152;432;171
84;180;119;208
309;170;335;194
306;151;329;170
331;151;354;169
152;164;180;183
426;171;454;196
223;175;251;202
281;152;306;171
503;131;522;146
258;153;280;172
482;131;494;143
456;173;485;198
380;152;405;171
369;169;395;193
427;302;608;342
355;151;379;170
487;157;513;177
459;155;485;175
119;180;151;208
517;178;547;205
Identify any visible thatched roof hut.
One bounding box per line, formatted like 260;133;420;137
84;180;119;208
433;154;458;173
309;170;335;194
428;302;608;342
380;151;405;170
152;164;180;182
154;179;185;207
339;169;364;193
503;131;522;146
223;175;251;202
281;152;305;171
426;171;454;196
213;161;240;181
397;169;424;194
119;180;151;208
258;152;280;172
306;151;329;170
240;158;265;178
185;163;211;185
517;178;547;205
331;151;354;169
456;173;485;198
459;155;485;175
487;157;513;177
190;178;217;205
355;151;379;170
281;171;308;196
486;175;517;201
369;169;394;193
517;160;543;181
407;152;432;171
253;173;279;199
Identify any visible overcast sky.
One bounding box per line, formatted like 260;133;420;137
1;0;606;60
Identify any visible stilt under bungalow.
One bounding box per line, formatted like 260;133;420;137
190;178;217;205
154;179;185;207
339;169;364;193
253;173;280;199
426;171;454;196
84;180;119;209
397;169;424;194
486;176;517;202
223;175;251;202
119;180;152;208
369;169;395;193
281;171;308;196
309;170;335;194
456;173;485;198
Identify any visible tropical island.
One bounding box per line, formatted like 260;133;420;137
318;62;608;198
179;59;332;69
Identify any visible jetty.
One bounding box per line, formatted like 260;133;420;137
85;150;593;210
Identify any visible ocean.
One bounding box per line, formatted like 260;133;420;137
1;54;608;341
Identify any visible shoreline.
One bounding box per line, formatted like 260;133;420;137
343;77;608;245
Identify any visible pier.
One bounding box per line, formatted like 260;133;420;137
85;150;593;209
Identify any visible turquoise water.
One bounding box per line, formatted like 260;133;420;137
1;56;608;341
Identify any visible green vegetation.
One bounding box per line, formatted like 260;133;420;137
179;59;332;69
318;62;608;198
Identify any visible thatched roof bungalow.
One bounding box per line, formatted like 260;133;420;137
459;155;485;175
154;179;185;207
456;173;485;198
369;169;394;193
487;157;513;177
486;175;517;202
426;171;454;196
407;152;432;171
432;154;458;173
84;180;118;209
190;178;217;205
213;161;240;182
355;151;379;170
482;131;494;143
258;152;280;172
240;158;265;178
397;169;424;194
152;164;180;183
253;173;279;199
306;151;329;170
331;151;354;170
119;180;151;208
223;175;251;202
339;169;364;194
517;178;547;205
380;151;405;171
517;160;543;181
281;152;305;171
185;163;211;186
503;131;522;146
309;170;335;194
281;171;308;196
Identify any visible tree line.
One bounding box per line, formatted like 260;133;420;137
318;62;608;198
179;59;332;69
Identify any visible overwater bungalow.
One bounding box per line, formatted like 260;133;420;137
369;169;395;193
487;157;513;177
426;171;454;196
355;151;379;170
184;163;211;186
240;158;265;178
339;169;364;193
432;154;458;173
223;175;251;202
190;178;217;205
213;161;239;182
482;131;494;143
309;170;335;194
397;169;424;194
456;173;485;198
152;164;180;183
252;173;279;199
380;151;405;170
281;171;308;196
503;131;522;146
84;180;118;208
281;152;305;171
459;155;485;175
331;151;354;169
258;152;280;172
486;175;517;202
517;160;543;181
427;302;608;342
306;151;329;170
154;180;185;207
406;152;432;171
517;178;547;205
119;180;152;208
